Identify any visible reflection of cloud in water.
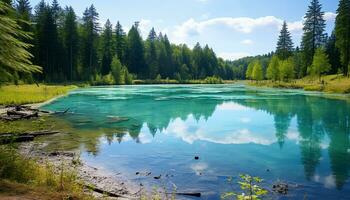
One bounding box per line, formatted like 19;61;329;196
191;162;208;175
240;117;251;123
165;117;276;145
216;102;247;111
313;174;336;189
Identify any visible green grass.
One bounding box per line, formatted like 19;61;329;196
248;75;350;94
0;146;94;199
0;84;77;105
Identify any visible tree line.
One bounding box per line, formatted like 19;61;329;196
1;0;235;85
235;0;350;81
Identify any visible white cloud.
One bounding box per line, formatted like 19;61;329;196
138;19;152;38
169;12;337;44
241;39;254;45
218;52;251;60
324;12;337;21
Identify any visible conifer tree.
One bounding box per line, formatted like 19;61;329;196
81;4;99;80
301;0;326;76
0;1;40;82
146;27;158;78
276;21;294;60
126;22;146;77
63;6;78;80
335;0;350;75
100;19;113;75
115;21;126;65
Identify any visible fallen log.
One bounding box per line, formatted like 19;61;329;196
0;135;34;144
0;130;60;144
53;108;70;115
167;192;201;197
28;130;60;136
84;184;135;199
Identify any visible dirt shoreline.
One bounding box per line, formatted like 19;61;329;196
19;142;140;199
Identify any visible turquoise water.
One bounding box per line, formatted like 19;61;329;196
42;84;350;199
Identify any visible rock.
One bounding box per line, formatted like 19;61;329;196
153;175;161;179
273;183;288;194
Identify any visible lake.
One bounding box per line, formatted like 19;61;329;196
41;84;350;199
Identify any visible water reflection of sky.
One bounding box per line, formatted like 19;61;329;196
42;85;350;200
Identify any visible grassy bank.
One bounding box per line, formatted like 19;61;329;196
0;84;78;105
0;146;93;200
248;75;350;94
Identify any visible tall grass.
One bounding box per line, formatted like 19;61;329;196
0;145;92;199
0;84;77;105
249;75;350;94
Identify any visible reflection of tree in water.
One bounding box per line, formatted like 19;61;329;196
43;87;350;188
322;100;350;189
232;94;350;187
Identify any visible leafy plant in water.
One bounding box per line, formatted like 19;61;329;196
222;174;268;200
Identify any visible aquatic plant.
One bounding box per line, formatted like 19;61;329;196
222;174;268;200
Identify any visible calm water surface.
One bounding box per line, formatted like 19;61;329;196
42;84;350;199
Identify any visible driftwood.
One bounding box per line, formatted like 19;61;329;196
0;130;60;144
1;105;70;121
84;184;134;199
173;192;201;197
53;108;70;115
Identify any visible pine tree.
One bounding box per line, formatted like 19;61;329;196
276;21;294;60
301;0;326;76
126;22;146;78
33;0;60;81
82;4;99;80
146;27;158;78
0;1;40;82
308;48;331;80
115;21;126;65
15;0;31;33
63;6;78;80
191;42;204;79
266;55;280;81
335;0;350;76
326;32;341;74
100;19;113;75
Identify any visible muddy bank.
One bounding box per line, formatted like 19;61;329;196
19;142;140;199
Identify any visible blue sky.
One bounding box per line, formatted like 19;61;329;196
29;0;339;60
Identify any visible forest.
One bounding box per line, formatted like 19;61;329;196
1;0;349;85
231;0;350;82
1;0;234;85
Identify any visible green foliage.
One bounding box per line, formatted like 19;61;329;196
266;55;280;81
111;56;123;84
245;61;255;80
252;61;264;81
301;0;326;73
308;48;331;79
204;76;223;84
0;145;91;198
280;57;295;81
100;19;114;76
276;21;294;60
0;1;41;83
335;0;350;75
221;174;268;200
